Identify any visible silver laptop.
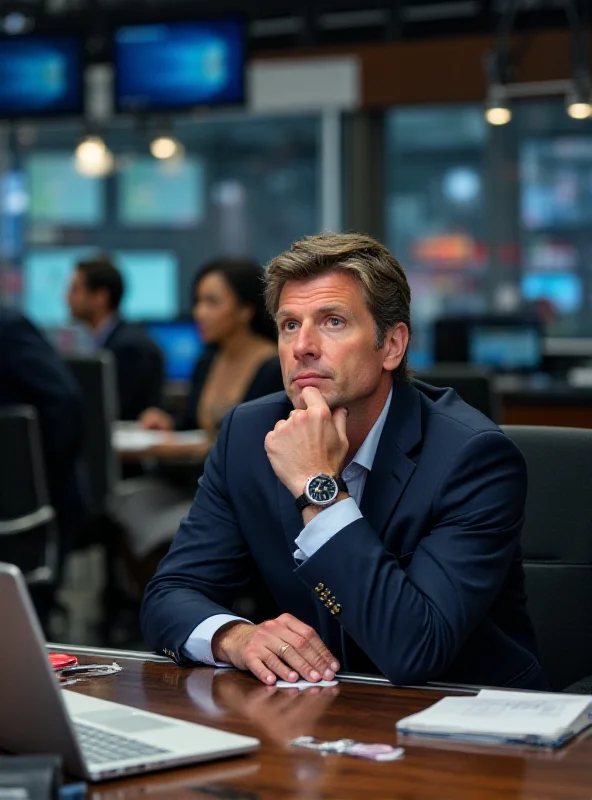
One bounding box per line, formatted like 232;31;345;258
0;563;259;782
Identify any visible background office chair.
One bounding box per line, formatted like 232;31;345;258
502;425;592;691
62;353;123;641
414;365;499;421
0;405;58;587
64;352;120;515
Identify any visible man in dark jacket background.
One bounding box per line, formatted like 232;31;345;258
67;256;164;420
0;306;90;625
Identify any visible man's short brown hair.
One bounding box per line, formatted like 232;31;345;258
265;231;412;381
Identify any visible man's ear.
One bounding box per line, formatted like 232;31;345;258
382;323;409;373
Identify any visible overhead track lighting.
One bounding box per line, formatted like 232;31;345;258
149;134;184;160
74;134;114;177
484;85;512;126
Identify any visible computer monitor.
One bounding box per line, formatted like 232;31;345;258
118;157;205;227
0;34;83;118
522;272;582;315
114;19;245;112
26;153;105;226
468;324;542;372
145;320;203;381
434;315;543;373
23;248;179;327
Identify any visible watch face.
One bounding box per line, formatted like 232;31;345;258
306;474;338;505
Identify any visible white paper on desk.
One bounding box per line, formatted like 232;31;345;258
112;429;167;451
396;689;592;745
112;428;207;451
275;679;338;690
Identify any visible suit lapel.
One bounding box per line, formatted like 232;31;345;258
359;382;423;537
277;382;424;549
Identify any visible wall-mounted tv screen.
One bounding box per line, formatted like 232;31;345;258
23;248;179;326
0;35;83;118
114;19;245;112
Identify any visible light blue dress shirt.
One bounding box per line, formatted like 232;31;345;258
183;389;393;665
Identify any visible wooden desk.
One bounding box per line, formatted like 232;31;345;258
60;652;592;800
497;377;592;428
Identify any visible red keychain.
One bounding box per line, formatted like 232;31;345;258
48;653;78;670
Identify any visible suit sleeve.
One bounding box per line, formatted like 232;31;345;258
141;405;254;662
294;430;527;685
1;316;83;474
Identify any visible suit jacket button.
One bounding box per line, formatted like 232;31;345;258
320;589;331;601
315;583;325;594
330;604;342;615
326;597;335;607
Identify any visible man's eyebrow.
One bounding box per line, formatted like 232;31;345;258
276;303;353;319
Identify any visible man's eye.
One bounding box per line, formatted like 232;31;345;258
327;317;343;327
284;321;298;332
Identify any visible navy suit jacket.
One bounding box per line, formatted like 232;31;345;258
142;379;547;689
103;321;164;421
0;308;89;553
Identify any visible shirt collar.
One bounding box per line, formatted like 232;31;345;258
350;387;393;472
93;313;120;348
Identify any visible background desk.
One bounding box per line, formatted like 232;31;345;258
498;377;592;428
50;648;592;800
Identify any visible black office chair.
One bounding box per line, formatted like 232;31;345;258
415;364;499;421
502;425;592;691
63;352;120;515
0;405;58;585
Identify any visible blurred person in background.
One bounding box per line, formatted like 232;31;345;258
67;256;164;421
140;256;282;441
0;307;89;629
113;257;283;599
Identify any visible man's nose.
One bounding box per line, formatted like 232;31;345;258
292;323;321;360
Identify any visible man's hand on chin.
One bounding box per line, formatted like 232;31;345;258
211;613;340;685
264;386;349;498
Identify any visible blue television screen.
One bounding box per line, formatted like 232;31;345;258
0;35;83;118
114;20;245;112
469;325;542;371
146;320;203;381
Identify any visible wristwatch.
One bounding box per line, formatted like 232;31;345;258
295;473;348;512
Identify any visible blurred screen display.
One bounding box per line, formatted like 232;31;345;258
23;248;179;326
522;272;582;314
26;153;104;225
469;325;542;371
0;35;82;117
114;20;245;111
520;138;592;230
145;320;203;381
119;157;204;226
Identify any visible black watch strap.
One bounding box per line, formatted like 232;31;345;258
294;475;348;512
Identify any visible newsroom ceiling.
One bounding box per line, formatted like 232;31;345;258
0;0;587;61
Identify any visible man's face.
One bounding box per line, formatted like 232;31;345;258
67;270;95;322
277;271;403;411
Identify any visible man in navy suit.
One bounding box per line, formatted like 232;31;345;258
142;232;547;690
0;308;89;620
67;257;164;420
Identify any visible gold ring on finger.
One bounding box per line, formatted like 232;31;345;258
278;642;290;659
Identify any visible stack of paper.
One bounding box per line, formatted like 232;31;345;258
396;689;592;748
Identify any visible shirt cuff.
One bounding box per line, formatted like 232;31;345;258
294;497;362;562
182;614;252;666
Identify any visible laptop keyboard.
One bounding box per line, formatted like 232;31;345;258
74;722;171;765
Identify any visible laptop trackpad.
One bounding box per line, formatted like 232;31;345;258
78;710;175;734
